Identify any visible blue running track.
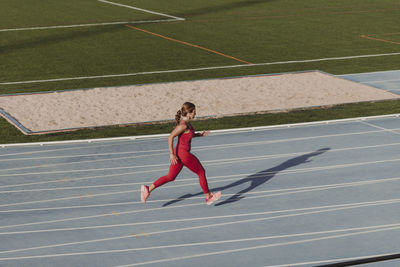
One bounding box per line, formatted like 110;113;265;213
0;114;399;266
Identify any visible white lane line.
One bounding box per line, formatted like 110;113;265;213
0;177;399;231
2;156;400;208
0;118;398;158
0;173;399;214
3;140;400;190
2;52;400;85
0;127;397;175
0;223;399;261
0;148;165;162
1;176;400;233
0;19;179;32
98;0;184;21
114;227;400;267
360;78;400;83
360;120;400;136
0;140;141;158
0;198;398;256
2;159;400;195
2;128;399;163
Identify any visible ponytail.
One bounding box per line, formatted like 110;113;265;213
175;110;182;125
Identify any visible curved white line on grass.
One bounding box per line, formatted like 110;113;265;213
0;224;399;261
2;53;400;85
0;199;399;255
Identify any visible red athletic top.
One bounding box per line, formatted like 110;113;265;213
175;126;195;152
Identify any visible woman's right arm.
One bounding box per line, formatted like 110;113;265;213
168;123;186;164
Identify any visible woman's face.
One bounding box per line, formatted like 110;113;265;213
187;109;196;120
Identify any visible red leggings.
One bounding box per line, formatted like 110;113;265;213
153;150;210;194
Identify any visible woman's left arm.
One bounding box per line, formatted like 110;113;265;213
195;130;210;137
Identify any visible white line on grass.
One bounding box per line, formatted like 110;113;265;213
0;19;179;32
98;0;184;21
1;52;400;85
0;223;398;261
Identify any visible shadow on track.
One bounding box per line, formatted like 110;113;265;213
163;147;330;207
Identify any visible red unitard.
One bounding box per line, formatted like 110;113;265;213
152;127;210;194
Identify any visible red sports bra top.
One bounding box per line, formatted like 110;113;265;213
175;126;195;152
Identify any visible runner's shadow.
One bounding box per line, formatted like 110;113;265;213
163;148;330;207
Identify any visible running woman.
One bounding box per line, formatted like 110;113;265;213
141;102;221;205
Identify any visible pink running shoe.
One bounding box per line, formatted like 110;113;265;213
206;191;222;205
141;185;150;204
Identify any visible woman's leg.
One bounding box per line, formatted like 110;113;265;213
151;160;183;191
180;152;210;195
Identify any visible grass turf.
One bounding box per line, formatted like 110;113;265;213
0;0;399;143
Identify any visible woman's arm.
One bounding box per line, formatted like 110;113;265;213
195;130;210;137
168;123;187;164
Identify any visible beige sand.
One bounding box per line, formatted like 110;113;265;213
0;71;398;134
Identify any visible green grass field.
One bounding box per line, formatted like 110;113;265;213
0;0;400;143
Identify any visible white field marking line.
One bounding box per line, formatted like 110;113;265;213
264;252;400;267
115;227;400;267
2;52;400;85
360;120;400;136
98;0;184;21
3;156;400;208
0;19;179;33
0;126;396;174
2;173;400;215
0;224;399;261
3;140;400;190
2;176;400;233
1;198;398;257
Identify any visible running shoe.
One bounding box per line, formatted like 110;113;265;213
141;185;150;204
206;191;222;205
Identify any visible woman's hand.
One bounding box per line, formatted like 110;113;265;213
197;131;210;137
170;153;178;165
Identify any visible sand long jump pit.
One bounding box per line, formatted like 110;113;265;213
0;70;398;135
